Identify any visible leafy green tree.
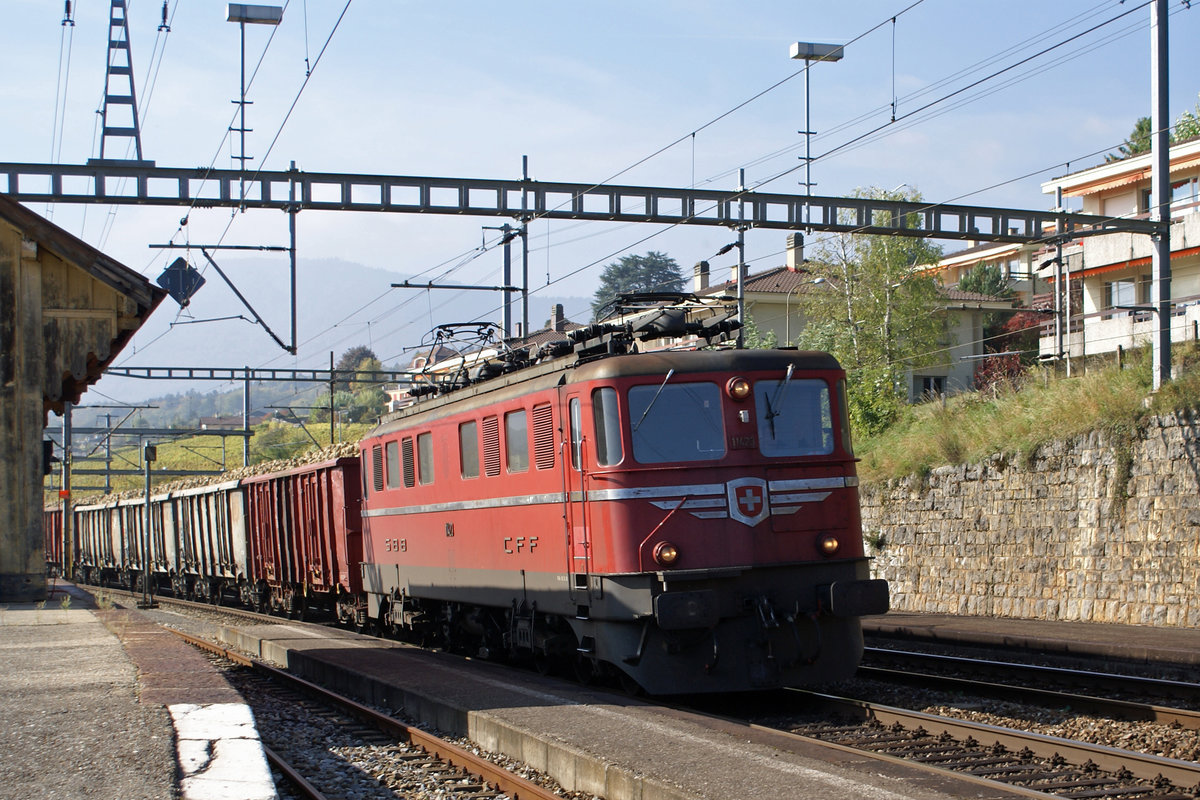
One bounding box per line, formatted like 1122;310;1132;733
794;185;945;434
334;345;378;391
1105;99;1200;162
591;251;684;320
959;263;1015;351
1106;116;1153;162
1175;93;1200;141
957;263;1011;298
741;314;778;349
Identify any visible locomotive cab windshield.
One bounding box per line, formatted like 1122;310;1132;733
611;368;845;465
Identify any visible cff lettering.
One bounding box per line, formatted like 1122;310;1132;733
503;536;539;555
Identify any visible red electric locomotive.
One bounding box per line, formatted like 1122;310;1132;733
359;311;887;694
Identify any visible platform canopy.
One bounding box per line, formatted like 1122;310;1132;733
0;192;165;601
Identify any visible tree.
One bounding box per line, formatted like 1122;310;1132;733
958;263;1015;353
590;251;684;320
1106;117;1153;162
1175;93;1200;141
1105;98;1200;162
793;186;945;435
957;263;1011;298
741;314;778;349
334;345;378;391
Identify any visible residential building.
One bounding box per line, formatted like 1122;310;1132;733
697;235;1015;402
1038;136;1200;364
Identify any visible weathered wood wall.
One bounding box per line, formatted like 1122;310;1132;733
0;198;159;602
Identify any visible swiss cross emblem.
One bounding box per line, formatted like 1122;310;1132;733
727;477;770;527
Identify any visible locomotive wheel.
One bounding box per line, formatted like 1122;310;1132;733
572;654;598;685
617;669;644;697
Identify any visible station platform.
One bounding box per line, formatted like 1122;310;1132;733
0;582;276;800
862;611;1200;667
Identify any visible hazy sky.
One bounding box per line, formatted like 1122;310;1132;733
4;0;1199;392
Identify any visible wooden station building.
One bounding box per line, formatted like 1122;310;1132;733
0;193;165;602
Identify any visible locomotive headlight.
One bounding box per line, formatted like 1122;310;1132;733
725;376;751;401
654;542;680;566
819;535;840;556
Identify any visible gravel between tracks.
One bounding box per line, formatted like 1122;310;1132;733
826;678;1200;763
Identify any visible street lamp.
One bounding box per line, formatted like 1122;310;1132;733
789;41;844;230
227;4;283;206
785;277;825;345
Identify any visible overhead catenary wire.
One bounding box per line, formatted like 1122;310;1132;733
113;2;1192;395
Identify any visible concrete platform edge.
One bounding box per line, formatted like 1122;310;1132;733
216;626;692;800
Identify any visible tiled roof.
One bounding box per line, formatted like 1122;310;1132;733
516;321;586;347
698;265;826;295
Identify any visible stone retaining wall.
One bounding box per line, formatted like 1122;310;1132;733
859;413;1200;627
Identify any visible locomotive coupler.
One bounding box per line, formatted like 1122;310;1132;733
789;611;822;665
755;595;780;629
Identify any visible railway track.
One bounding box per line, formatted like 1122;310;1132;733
173;630;569;800
770;690;1200;799
860;646;1200;729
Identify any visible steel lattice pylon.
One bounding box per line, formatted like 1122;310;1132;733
97;0;145;162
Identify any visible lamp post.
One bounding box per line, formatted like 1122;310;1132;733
140;442;157;609
227;4;283;207
789;41;844;230
785;277;825;345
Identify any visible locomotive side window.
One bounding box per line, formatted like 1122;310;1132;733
754;378;834;457
591;387;624;466
568;397;582;471
417;432;434;484
628;382;724;464
402;437;416;488
459;420;480;479
505;409;529;473
385;441;400;489
371;445;384;492
837;378;854;455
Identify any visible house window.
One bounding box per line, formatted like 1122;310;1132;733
1172;178;1199;210
915;376;945;400
1104;275;1150;310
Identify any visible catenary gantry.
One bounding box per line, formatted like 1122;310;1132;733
0;161;1163;243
